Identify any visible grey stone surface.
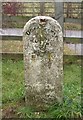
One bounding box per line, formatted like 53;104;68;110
23;16;63;110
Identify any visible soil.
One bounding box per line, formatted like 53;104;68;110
2;98;25;118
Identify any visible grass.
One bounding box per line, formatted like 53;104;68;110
64;23;81;31
2;58;82;118
64;38;81;44
2;59;25;104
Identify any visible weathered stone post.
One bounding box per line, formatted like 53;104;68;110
23;16;63;110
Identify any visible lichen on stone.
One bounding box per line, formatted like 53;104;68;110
23;16;63;110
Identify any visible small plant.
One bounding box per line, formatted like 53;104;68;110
17;107;34;118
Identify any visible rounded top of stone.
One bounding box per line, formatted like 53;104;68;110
23;16;62;35
27;16;57;21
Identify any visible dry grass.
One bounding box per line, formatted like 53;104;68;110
64;23;81;30
2;41;23;53
63;44;76;55
2;41;75;55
